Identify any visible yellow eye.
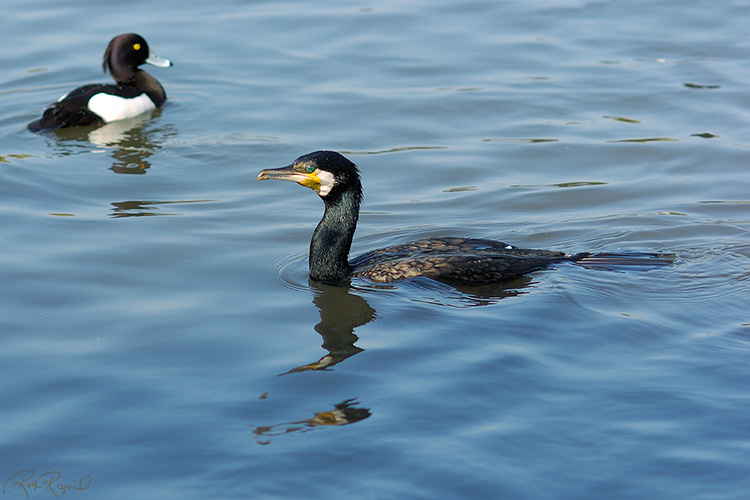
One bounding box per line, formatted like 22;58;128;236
133;43;141;51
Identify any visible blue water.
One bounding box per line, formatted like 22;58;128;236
2;1;749;499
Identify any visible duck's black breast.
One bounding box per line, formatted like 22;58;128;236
350;237;569;284
27;82;157;132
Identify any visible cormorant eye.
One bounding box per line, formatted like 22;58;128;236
305;164;316;174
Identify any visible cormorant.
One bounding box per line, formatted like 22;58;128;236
258;151;672;285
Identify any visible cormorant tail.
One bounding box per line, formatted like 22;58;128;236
571;252;675;271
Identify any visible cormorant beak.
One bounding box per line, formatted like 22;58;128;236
145;51;173;68
258;165;322;193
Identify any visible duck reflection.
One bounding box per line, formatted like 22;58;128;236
252;398;371;445
279;280;375;375
47;109;175;174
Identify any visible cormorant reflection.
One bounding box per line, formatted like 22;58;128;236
253;272;537;443
279;279;375;375
407;274;534;307
279;274;536;375
252;398;371;445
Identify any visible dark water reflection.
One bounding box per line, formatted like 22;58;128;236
109;199;215;217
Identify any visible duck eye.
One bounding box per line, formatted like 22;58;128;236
133;43;141;51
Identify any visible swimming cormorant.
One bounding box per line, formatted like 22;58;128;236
258;151;672;285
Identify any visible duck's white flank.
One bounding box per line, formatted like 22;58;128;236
88;92;154;123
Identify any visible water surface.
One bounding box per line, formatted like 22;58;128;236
1;1;749;499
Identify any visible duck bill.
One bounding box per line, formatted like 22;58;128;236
258;165;321;192
145;51;173;68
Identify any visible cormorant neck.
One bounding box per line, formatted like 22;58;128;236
309;187;361;284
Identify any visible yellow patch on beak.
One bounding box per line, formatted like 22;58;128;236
298;172;321;192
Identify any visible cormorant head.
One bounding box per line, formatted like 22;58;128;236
258;151;362;201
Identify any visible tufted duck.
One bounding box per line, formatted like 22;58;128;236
28;33;172;132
